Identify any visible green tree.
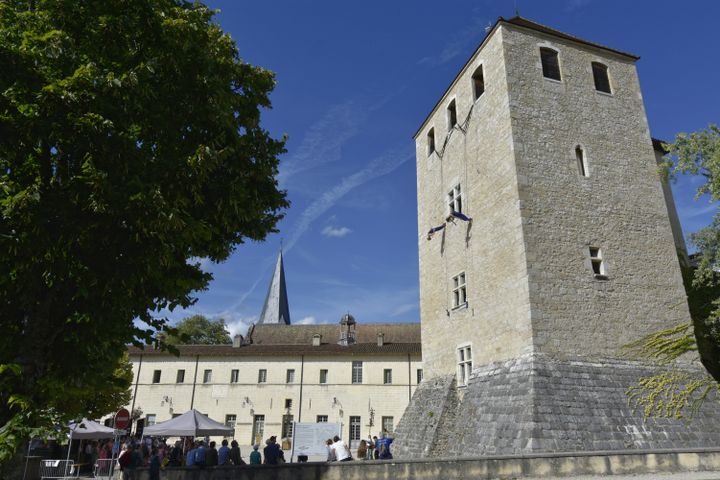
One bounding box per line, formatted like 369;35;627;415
0;0;287;462
627;125;720;417
166;315;232;345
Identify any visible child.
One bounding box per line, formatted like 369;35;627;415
249;444;261;465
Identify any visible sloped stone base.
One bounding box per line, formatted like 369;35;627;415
394;354;720;458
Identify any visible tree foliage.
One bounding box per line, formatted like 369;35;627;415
165;315;232;345
0;0;287;462
627;125;720;417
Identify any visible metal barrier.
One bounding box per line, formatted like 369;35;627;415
38;459;77;479
94;458;115;479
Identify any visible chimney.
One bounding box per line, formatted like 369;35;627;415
312;334;322;347
377;332;385;347
233;334;243;348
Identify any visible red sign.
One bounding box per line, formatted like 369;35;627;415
114;408;131;430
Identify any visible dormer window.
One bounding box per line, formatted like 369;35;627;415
540;47;561;81
472;65;485;101
427;128;436;156
447;99;458;130
591;62;611;93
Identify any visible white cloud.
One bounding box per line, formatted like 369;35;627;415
296;316;317;325
322;226;352;238
418;15;490;67
391;303;417;317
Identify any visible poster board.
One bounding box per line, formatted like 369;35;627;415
290;422;342;461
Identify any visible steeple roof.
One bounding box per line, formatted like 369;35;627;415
258;251;291;325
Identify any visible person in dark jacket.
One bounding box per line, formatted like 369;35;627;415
149;448;160;480
229;440;243;465
205;441;218;466
263;436;281;465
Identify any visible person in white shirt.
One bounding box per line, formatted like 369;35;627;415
331;435;352;461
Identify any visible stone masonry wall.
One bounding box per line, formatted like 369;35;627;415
501;23;693;359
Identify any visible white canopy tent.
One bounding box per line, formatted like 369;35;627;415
142;409;234;437
67;418;116;440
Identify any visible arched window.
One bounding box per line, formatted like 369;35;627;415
427;128;435;156
472;65;485;101
540;47;561;81
591;62;611;93
576;146;589;177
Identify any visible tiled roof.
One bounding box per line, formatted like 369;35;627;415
250;323;420;345
127;322;421;357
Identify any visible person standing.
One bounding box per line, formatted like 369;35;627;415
263;436;281;465
372;436;380;459
325;439;336;462
149;448;160;480
357;439;368;460
377;431;394;460
249;444;261;465
366;435;375;460
194;440;207;467
205;441;218;466
229;440;243;465
331;436;352;462
218;439;231;465
185;442;197;467
168;441;182;467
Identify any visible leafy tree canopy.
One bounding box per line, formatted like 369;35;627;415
0;0;287;463
165;315;232;345
627;125;720;418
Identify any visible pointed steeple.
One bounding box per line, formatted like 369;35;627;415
258;250;291;325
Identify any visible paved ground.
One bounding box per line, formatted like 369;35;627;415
523;473;720;480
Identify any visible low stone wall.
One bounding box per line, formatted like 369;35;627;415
133;448;720;480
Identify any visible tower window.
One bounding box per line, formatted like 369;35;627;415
472;65;485;100
447;99;458;130
540;47;561;81
589;247;607;279
452;272;467;308
576;146;589;177
427;128;436;156
591;62;611;93
457;344;473;387
447;184;462;214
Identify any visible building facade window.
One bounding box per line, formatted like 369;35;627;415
225;414;236;429
282;414;294;439
230;369;239;383
452;272;467;308
383;369;393;384
252;415;265;445
381;416;394;434
427;128;435;156
472;65;485;100
176;369;185;384
152;370;161;384
319;369;328;384
286;369;295;384
258;369;267;384
576;146;589;177
317;415;328;423
589;247;607;278
349;416;361;441
447;99;458;129
457;344;473;387
447;184;462;214
146;414;156;426
591;62;611;93
284;398;293;410
540;47;561;81
417;369;424;383
203;369;212;384
352;361;363;384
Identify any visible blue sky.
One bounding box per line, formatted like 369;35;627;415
167;0;720;336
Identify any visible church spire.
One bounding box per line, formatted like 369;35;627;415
258;250;291;325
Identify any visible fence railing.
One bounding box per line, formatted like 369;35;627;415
94;458;115;479
38;459;77;479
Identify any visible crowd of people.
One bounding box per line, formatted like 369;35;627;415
326;430;394;462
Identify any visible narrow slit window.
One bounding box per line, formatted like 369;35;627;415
447;99;457;130
427;128;435;156
472;65;485;100
592;62;611;93
589;247;607;278
576;146;589;177
152;370;161;384
540;47;561;81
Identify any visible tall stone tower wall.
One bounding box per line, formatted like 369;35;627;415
416;27;532;380
501;24;692;358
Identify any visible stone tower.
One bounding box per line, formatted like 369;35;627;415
394;16;720;457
